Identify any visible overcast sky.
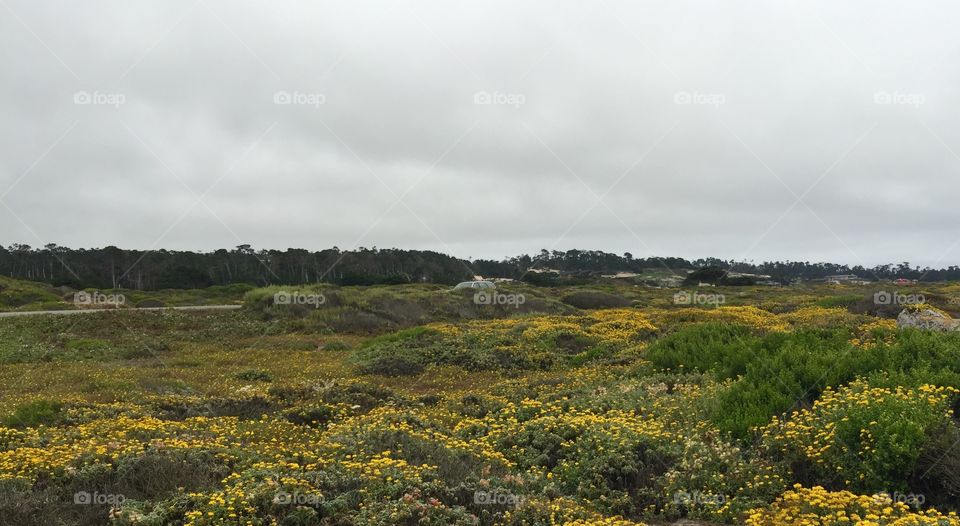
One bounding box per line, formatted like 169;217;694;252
2;1;959;267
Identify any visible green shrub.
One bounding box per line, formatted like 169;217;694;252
354;347;427;376
322;340;351;351
814;294;862;309
355;498;479;525
109;494;195;526
366;355;425;376
151;394;277;420
646;324;895;438
352;327;482;376
113;449;229;497
561;291;631;309
708;329;865;438
321;382;402;409
283;404;340;428
3;399;63;428
233;369;274;382
451;394;507;418
644;323;759;377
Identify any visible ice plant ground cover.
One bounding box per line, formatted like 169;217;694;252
1;282;960;525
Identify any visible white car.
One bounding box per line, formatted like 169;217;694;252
452;280;496;291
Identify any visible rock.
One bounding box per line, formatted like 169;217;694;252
896;308;960;331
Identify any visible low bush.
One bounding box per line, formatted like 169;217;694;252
233;369;274;382
561;290;631;309
814;294;862;309
150;394;278;420
322;340;351;351
283;403;345;428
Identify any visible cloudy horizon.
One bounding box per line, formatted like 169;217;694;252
3;1;960;268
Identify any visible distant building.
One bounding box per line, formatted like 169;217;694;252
824;274;871;285
526;267;560;274
600;272;640;279
726;271;772;280
655;275;686;287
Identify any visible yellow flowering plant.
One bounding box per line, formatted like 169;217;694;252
746;485;960;526
761;381;959;492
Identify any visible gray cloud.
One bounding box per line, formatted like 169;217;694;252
2;0;959;266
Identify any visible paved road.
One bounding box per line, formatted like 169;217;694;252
0;305;243;318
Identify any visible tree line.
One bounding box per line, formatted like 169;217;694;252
2;244;957;290
473;250;959;283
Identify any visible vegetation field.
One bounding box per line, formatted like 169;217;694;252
2;279;960;525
